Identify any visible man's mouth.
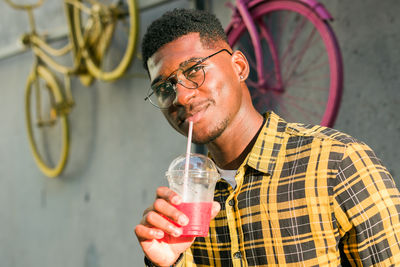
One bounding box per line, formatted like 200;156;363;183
178;101;210;126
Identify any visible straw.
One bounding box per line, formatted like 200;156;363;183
184;121;193;176
183;121;193;199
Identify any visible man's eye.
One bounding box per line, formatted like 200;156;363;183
185;65;203;78
156;83;173;97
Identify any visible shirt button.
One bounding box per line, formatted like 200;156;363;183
233;251;242;259
228;199;235;206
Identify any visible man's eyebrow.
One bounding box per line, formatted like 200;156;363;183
179;57;203;68
150;76;163;87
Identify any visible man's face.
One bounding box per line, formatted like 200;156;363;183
147;33;243;144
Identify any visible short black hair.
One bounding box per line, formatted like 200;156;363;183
141;8;229;71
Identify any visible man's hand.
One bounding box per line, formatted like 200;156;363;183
135;186;221;266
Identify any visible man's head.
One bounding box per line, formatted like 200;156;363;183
143;9;253;145
142;8;228;72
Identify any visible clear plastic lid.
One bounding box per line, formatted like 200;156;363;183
166;153;219;177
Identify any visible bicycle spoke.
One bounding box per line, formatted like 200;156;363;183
280;14;308;67
266;10;289;55
276;98;317;122
284;59;328;88
284;94;326;107
288;48;327;77
270;93;297;122
283;28;319;84
275;94;321;121
115;15;131;36
284;75;330;91
257;17;283;88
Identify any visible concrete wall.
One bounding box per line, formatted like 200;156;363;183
0;0;399;266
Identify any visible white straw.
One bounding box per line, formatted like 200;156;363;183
184;121;193;177
183;121;193;200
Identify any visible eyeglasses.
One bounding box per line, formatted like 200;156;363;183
145;49;232;109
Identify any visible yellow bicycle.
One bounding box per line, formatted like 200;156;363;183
5;0;138;177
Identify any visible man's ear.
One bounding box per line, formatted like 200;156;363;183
231;50;250;82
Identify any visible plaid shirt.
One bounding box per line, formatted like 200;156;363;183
175;112;400;266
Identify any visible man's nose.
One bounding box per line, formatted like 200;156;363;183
172;83;196;106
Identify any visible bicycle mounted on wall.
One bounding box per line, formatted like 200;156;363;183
4;0;138;177
225;0;343;127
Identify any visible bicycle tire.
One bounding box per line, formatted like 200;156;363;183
25;66;69;177
226;0;343;127
72;0;138;81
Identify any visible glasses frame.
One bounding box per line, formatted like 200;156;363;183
145;49;232;109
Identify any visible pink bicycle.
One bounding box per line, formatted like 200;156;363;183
225;0;343;127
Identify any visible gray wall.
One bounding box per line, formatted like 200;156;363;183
0;0;399;266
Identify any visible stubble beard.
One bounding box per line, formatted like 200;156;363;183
192;117;230;145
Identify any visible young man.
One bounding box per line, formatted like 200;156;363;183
135;8;400;266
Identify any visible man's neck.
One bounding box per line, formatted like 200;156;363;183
207;108;264;170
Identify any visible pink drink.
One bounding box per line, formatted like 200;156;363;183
166;153;220;238
175;202;212;237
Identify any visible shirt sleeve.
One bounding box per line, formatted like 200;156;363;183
333;141;400;266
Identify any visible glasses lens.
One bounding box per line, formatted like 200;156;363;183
149;82;175;108
178;63;205;89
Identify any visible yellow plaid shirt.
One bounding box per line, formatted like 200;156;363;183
176;112;400;266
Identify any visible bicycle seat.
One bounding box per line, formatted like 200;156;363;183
4;0;45;10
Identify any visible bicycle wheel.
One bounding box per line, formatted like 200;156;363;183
72;0;138;81
25;66;69;177
226;0;343;127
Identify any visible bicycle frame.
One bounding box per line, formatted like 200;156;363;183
25;3;87;76
227;0;333;90
6;0;115;79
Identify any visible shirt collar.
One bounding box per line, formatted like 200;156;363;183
244;111;287;174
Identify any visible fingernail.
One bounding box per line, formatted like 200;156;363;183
150;229;162;239
171;196;181;205
173;227;182;237
178;215;189;226
154;230;164;239
168;225;182;237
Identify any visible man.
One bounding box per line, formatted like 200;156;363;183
135;8;400;266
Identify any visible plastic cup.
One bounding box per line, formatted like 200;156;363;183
166;153;220;237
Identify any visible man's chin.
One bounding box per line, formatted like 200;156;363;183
192;130;222;145
191;118;229;145
192;138;209;145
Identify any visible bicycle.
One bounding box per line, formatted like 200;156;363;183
225;0;343;127
5;0;138;177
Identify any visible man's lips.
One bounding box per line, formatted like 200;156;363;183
178;101;210;126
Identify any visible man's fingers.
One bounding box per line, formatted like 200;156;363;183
154;198;189;226
156;187;182;205
143;210;183;237
135;224;164;241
